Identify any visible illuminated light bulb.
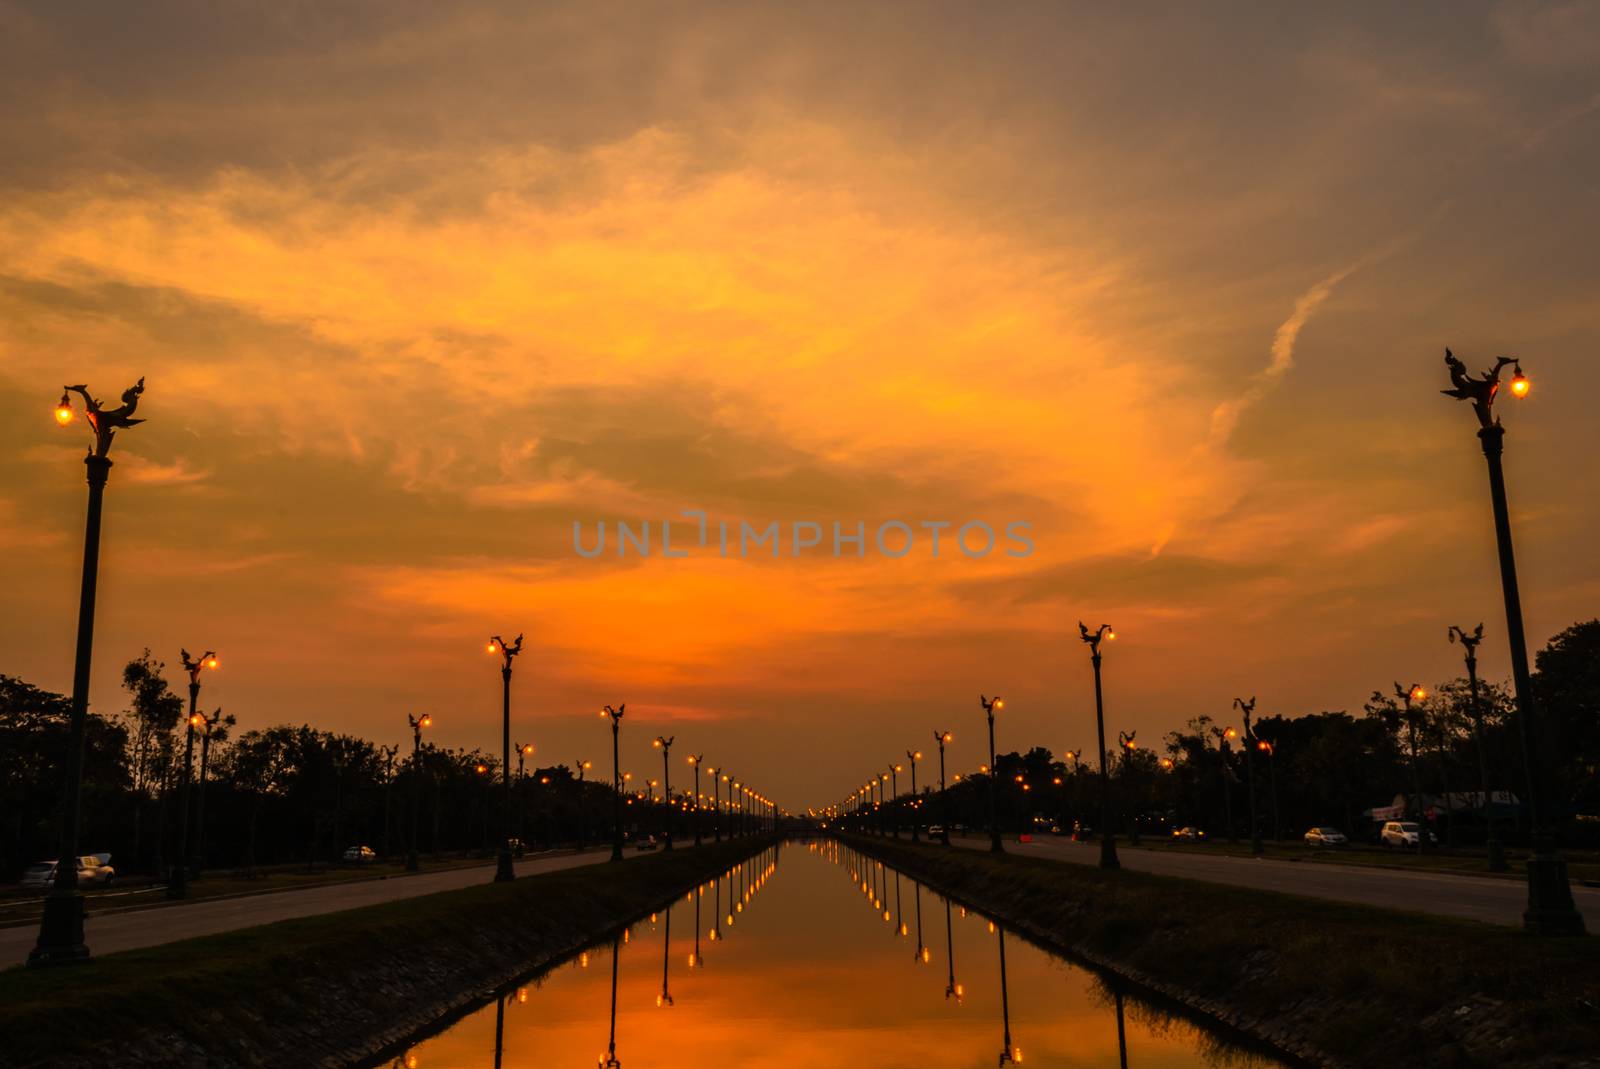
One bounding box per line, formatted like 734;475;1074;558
487;641;497;652
517;987;528;1003
54;393;74;426
1509;366;1530;397
206;657;218;669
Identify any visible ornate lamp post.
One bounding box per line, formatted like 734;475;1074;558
706;765;722;841
168;648;218;899
887;763;902;838
980;696;1005;853
1393;682;1430;835
575;759;593;849
1079;622;1120;869
934;731;952;845
1117;730;1140;846
513;742;534;854
996;923;1021;1066
602;705;626;861
406;713;432;871
487;634;523;882
601;933;623;1068
687;754;704;845
1441;350;1583;934
1234;697;1262;856
906;750;923;841
32;383;148;964
1449;623;1508;871
652;736;675;850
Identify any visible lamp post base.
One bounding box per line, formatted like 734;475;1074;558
1486;837;1508;873
610;844;624;862
28;894;89;966
494;846;515;882
1523;851;1586;936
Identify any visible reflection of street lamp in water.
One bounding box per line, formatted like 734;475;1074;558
656;903;674;1008
943;897;963;1002
996;923;1021;1064
600;934;622;1068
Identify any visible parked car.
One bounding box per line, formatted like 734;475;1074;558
1171;826;1206;841
926;824;946;838
20;856;116;892
635;834;660;852
1379;821;1436;849
1303;827;1348;847
1070;821;1095;841
341;845;377;864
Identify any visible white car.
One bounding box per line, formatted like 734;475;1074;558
341;845;377;864
1379;821;1431;849
1304;827;1348;847
20;856;116;891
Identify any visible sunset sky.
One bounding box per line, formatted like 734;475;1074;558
3;2;1598;812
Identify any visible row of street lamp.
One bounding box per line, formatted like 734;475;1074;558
820;353;1581;936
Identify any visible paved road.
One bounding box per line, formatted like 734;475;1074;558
0;846;653;968
950;835;1599;928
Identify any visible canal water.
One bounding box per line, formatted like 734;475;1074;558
381;841;1291;1068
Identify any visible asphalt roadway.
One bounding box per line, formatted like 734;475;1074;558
950;833;1599;928
0;845;648;968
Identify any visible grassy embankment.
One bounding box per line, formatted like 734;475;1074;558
845;835;1599;1069
0;837;772;1069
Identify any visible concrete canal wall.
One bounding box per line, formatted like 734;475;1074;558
838;834;1600;1069
0;838;777;1069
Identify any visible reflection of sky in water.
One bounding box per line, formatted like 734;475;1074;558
392;843;1287;1068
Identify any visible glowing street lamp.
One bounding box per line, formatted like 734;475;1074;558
1079;622;1120;869
653;736;675;850
980;695;1005;853
487;634;524;882
906;750;923;841
1233;697;1263;856
934;731;953;845
168;648;218;900
575;758;593;849
31;379;146;965
601;705;626;861
887;763;903;838
406;713;433;871
1442;349;1582;934
687;755;704;846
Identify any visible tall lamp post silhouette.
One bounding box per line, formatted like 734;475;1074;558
405;713;432;870
653;736;675;850
1234;697;1262;856
1441;349;1582;934
706;765;721;841
1392;682;1429;835
1079;622;1121;869
934;731;953;845
906;750;923;841
487;634;523;882
602;705;626;861
980;696;1005;853
687;754;704;845
575;759;593;849
513;742;535;852
1117;730;1140;846
887;763;902;838
32;378;146;964
168;648;218;899
1449;623;1508;871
